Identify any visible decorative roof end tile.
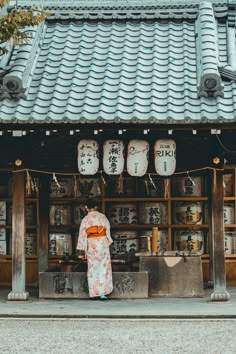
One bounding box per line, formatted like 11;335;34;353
0;24;45;101
196;1;224;98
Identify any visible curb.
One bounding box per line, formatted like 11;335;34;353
0;314;236;319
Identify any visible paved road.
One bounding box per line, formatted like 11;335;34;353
0;318;236;354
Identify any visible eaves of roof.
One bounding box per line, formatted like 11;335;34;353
8;0;228;20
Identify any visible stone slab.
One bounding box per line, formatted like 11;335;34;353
39;272;148;299
139;256;204;297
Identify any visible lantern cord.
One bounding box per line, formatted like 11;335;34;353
215;134;236;154
187;171;196;186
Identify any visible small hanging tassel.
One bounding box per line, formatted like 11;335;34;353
187;171;195;186
213;168;217;193
100;171;106;186
73;175;78;198
53;172;60;188
26;169;31;196
144;179;149;196
149;174;157;190
164;178;169;199
117;173;123;194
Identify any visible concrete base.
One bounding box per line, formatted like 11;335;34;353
8;291;29;301
39;272;149;299
139;256;204;297
211;290;230;301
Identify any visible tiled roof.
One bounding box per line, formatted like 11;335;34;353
9;0;228;21
0;1;236;124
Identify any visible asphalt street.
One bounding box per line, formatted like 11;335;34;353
0;318;236;354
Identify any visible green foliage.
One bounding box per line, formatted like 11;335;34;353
0;0;48;55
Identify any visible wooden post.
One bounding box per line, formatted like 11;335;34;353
207;172;214;288
38;175;50;272
152;227;158;253
8;171;29;300
210;169;230;301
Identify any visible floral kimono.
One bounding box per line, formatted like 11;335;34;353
77;210;113;298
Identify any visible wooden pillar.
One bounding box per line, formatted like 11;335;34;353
8;171;29;300
210;169;230;301
207;172;214;288
38;175;50;272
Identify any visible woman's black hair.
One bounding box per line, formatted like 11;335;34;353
85;199;98;209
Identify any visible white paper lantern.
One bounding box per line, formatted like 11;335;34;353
154;139;176;176
103;140;125;175
77;140;99;175
127;140;149;177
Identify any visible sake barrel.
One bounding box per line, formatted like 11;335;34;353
110;231;138;256
25;232;36;255
224;203;235;224
139;202;168;224
50;177;73;198
174;202;203;225
172;176;203;197
25;203;36;225
223;174;233;197
205;203;235;224
174;229;204;254
127;140;149;177
103;140;125;175
73;204;87;225
108;204;137;224
49;233;72;256
49;205;72;226
77;140;99;175
0;240;6;255
139;229;168;252
77;178;101;198
8;203;36;225
224;230;234;254
0;201;6;224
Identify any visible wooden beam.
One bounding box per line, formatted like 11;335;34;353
210;169;230;301
8;171;29;300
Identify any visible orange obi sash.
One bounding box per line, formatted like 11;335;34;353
86;226;106;238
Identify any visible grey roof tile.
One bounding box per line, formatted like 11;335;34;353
1;2;236;123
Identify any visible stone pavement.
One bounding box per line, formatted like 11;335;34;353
0;287;236;319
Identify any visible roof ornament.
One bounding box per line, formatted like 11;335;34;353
196;1;224;98
0;24;44;100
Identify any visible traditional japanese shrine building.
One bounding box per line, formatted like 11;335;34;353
1;0;236;300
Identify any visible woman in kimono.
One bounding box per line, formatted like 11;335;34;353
77;199;113;300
